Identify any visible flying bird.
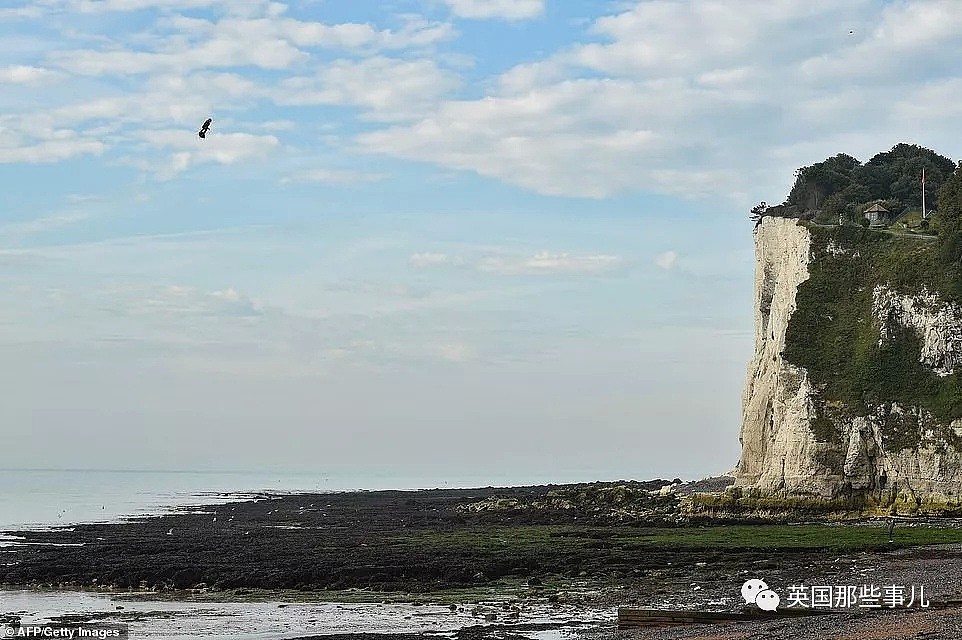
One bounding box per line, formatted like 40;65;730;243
198;118;212;139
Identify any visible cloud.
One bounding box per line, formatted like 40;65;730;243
64;193;101;203
0;135;105;164
53;35;306;75
280;169;386;185
0;6;42;19
478;252;622;275
799;0;962;83
654;250;678;271
408;251;620;274
54;0;255;12
115;283;262;317
255;120;297;131
50;12;455;76
435;342;475;362
0;212;90;238
135;130;280;178
0;71;268;167
408;252;459;268
5;0;961;205
356;0;962;202
275;56;459;121
358;88;662;198
0;280;266;353
0;65;56;84
444;0;544;21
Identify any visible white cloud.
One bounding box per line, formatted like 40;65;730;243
479;252;622;275
0;136;105;164
276;56;459;121
0;212;90;238
0;6;42;19
444;0;544;21
39;73;261;129
33;0;289;19
799;0;962;83
408;251;620;274
409;252;458;268
0;65;56;84
121;283;262;317
54;35;307;75
654;250;678;271
270;14;455;50
59;0;256;12
435;342;475;362
64;193;101;203
359;84;664;197
356;0;962;202
280;169;386;185
255;120;297;131
5;0;960;204
136;130;280;178
50;12;455;76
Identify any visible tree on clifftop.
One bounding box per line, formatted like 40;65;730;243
938;162;962;267
750;201;768;228
868;143;955;209
786;153;859;212
783;144;955;225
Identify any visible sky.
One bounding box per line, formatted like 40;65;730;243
1;0;960;483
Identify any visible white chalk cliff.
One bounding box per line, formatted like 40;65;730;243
734;217;962;507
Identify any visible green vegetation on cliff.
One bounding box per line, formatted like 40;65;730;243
781;156;962;448
937;162;962;269
785;144;955;225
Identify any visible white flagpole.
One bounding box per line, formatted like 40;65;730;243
922;168;927;220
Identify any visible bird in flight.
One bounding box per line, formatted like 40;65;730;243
198;118;212;139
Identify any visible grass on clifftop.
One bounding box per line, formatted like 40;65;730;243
783;223;962;447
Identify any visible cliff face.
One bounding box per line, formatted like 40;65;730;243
735;217;962;510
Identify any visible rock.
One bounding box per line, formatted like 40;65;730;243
171;568;203;589
734;217;962;508
873;285;962;376
736;217;822;495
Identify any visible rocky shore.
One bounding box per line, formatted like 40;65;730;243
4;479;962;639
1;480;683;592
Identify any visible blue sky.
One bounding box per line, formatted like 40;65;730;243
1;0;960;481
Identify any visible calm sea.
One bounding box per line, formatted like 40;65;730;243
0;467;628;531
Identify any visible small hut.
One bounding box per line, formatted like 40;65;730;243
864;202;890;228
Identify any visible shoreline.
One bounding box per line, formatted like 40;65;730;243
5;479;962;638
0;468;677;532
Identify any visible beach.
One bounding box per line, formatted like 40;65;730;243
5;480;962;638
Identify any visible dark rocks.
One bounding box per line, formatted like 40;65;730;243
0;482;687;593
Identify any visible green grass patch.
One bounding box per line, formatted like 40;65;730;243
784;223;962;445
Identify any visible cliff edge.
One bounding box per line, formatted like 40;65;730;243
734;217;962;513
